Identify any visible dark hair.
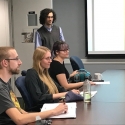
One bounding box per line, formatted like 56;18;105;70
39;8;56;25
52;41;69;56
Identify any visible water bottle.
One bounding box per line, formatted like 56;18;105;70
83;78;91;103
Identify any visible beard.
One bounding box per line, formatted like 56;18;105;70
10;69;20;74
9;68;20;74
8;66;20;75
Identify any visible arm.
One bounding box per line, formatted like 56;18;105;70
25;69;67;103
53;92;67;99
56;74;83;90
25;69;53;104
35;31;42;49
59;27;65;41
21;109;28;114
70;70;78;77
6;103;68;125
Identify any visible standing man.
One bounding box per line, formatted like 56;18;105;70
0;47;67;125
35;8;65;50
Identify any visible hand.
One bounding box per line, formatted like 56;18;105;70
71;89;80;94
90;81;96;85
52;103;68;116
70;70;78;77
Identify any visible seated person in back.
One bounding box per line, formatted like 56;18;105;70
25;46;79;111
0;47;68;125
49;41;95;90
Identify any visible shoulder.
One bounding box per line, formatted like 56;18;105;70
27;68;37;74
37;26;45;32
53;25;62;31
50;60;65;74
38;26;44;30
26;68;38;78
51;60;63;67
0;79;4;89
0;79;8;90
52;25;60;30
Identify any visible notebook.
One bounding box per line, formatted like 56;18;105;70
41;102;76;118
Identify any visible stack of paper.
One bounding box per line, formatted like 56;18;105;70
94;81;110;84
41;102;76;118
80;91;97;98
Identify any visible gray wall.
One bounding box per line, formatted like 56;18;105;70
53;0;125;76
53;0;86;58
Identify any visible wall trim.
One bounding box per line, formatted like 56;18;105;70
64;59;125;65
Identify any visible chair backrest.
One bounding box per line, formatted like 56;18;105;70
21;70;27;76
70;56;84;71
15;76;33;111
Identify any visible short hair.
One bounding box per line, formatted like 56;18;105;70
0;47;14;69
52;41;69;56
39;8;57;25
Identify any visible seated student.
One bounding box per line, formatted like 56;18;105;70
0;47;68;125
49;41;95;90
25;46;79;112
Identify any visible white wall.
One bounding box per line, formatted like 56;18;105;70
12;0;52;96
0;0;10;46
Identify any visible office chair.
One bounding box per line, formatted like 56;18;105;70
21;70;27;76
15;76;34;111
70;56;84;71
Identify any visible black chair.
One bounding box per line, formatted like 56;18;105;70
21;70;27;76
15;76;34;111
70;56;84;71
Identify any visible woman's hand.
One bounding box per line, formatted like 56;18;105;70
71;89;80;94
52;103;68;116
90;81;96;85
70;70;78;77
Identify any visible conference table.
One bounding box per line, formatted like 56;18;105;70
28;70;125;125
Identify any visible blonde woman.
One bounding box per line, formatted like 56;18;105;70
25;46;79;112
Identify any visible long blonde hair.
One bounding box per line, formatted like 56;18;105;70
33;46;58;94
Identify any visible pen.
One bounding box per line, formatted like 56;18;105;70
63;98;65;104
63;98;66;113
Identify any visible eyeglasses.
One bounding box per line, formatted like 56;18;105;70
42;57;52;61
59;49;69;52
5;57;20;61
47;16;53;19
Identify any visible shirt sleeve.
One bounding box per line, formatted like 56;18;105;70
59;27;65;41
25;69;53;105
35;31;42;49
0;87;15;114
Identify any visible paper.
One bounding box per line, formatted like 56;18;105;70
94;81;110;84
80;91;97;98
41;102;76;118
